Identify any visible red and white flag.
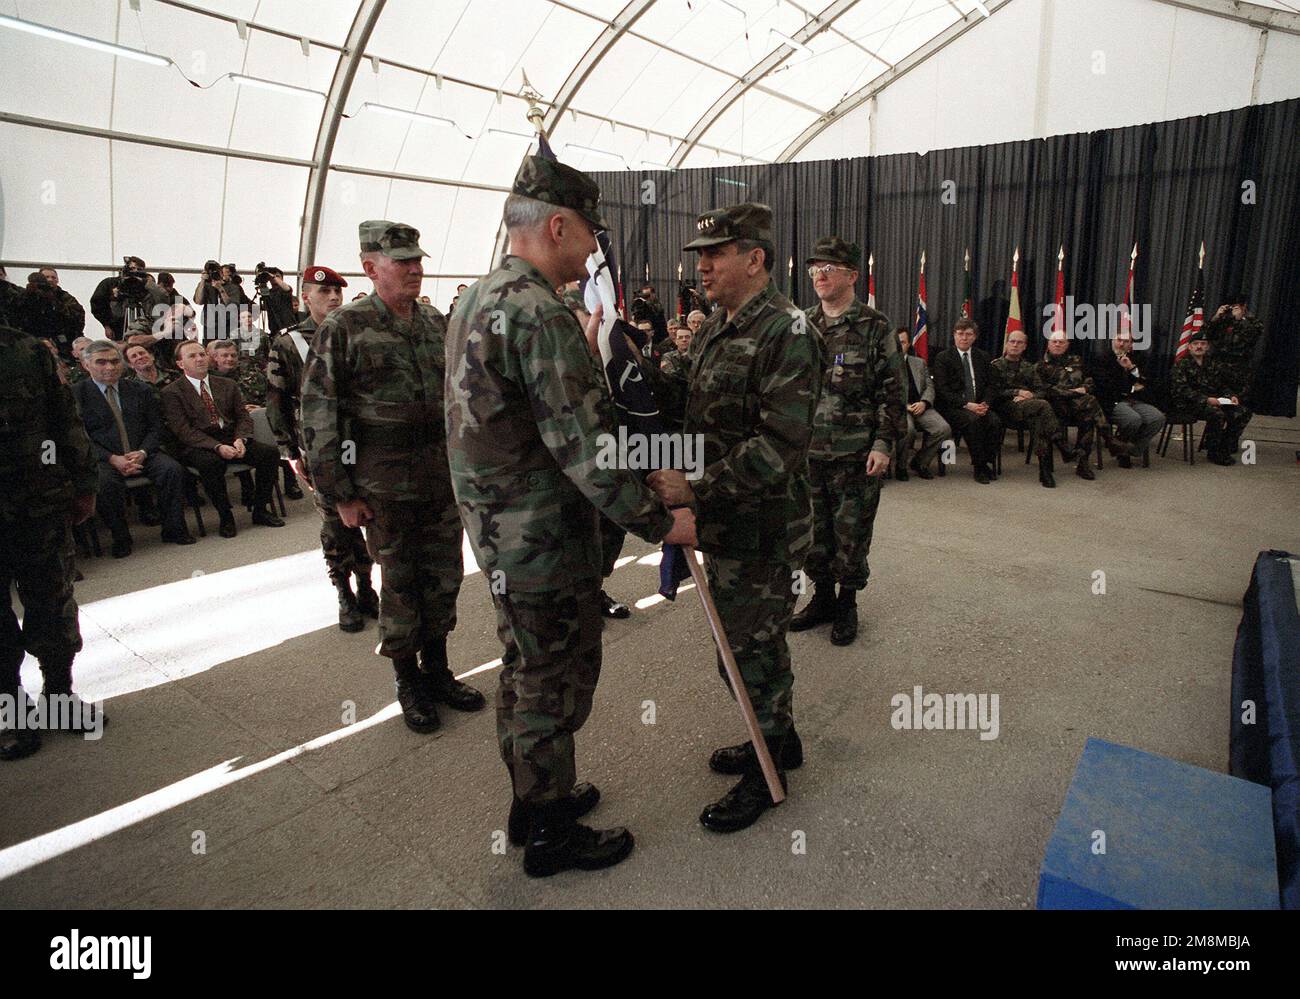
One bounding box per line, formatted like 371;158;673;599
867;253;876;310
1002;247;1022;352
1051;245;1066;335
1118;243;1137;335
1175;241;1206;363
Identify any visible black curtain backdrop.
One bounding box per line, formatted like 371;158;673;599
588;98;1300;417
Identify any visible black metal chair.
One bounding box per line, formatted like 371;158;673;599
183;409;284;536
1157;417;1205;465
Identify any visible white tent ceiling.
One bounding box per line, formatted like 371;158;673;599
1;0;1297;312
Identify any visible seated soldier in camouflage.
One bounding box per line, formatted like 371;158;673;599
123;342;176;392
990;330;1073;488
1170;329;1251;465
1036;333;1131;480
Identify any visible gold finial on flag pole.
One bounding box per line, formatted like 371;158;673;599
920;250;926;273
1057;244;1065;267
1013;246;1020;268
1198;240;1206;268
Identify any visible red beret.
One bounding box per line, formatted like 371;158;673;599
303;265;347;288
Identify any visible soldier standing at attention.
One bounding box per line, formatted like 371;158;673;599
646;203;823;833
267;265;379;633
789;237;903;646
302;221;485;735
446;156;696;878
990;330;1073;488
1;317;100;761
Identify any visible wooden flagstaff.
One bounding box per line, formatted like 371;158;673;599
683;548;785;804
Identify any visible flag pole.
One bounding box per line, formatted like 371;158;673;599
683;547;785;804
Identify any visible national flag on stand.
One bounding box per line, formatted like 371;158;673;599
912;251;929;361
961;248;973;319
534;133;691;599
1118;243;1137;335
866;254;875;310
1175;241;1206;363
1051;245;1066;335
1003;246;1022;352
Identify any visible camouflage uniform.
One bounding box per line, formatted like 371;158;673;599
267;316;372;586
804;284;903;593
235;353;268;408
1037;351;1112;458
660;348;691;379
0;321;98;717
1204;310;1263;399
650;209;822;739
301;284;461;661
1170;352;1251;456
446;164;674;806
990;355;1059;458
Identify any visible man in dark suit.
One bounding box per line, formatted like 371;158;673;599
161;339;284;538
76;340;193;557
1091;330;1165;467
932;318;1002;483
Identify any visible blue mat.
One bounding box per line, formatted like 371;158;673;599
1230;549;1300;909
1038;738;1278;909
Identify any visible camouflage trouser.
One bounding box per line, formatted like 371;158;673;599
311;487;372;586
804;458;879;591
0;515;81;693
1002;399;1059;458
492;577;603;805
364;496;462;659
704;555;800;738
599;514;626;580
1050;394;1108;457
1186;402;1252;452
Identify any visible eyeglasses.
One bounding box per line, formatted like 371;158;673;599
807;264;851;279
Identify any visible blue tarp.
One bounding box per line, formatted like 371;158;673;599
1229;550;1300;909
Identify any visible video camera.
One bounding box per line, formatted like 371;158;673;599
202;259;223;283
253;261;279;294
119;257;150;300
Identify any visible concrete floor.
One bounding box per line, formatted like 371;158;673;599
1;415;1297;909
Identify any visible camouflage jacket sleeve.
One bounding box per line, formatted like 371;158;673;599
691;310;822;507
265;337;301;459
47;350;97;500
520;306;674;544
869;317;907;454
300;318;355;506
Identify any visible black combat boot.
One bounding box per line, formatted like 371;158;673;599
354;571;380;619
1052;430;1077;464
0;686;40;762
788;579;836;631
700;733;788;834
710;726;803;775
523;802;635;877
600;590;630;619
334;578;364;633
419;635;486;712
508;783;601;846
830;586;859;646
1075;456;1096;480
38;658;106;734
393;655;440;733
1038;449;1056;488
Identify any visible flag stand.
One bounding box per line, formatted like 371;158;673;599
683;547;786;805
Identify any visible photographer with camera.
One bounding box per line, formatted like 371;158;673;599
195;261;253;341
250;263;296;337
90;256;168;341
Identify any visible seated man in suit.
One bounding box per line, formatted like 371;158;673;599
990;330;1073;488
895;327;951;480
161;339;284;538
76;340;193;556
1092;329;1165;467
932;318;1001;483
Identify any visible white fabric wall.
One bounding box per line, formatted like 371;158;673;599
796;0;1300;162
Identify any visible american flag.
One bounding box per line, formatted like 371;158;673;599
913;252;929;361
1175;264;1204;363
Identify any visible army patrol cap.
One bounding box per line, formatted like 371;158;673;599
511;155;608;231
1187;328;1208;342
684;203;773;251
806;236;861;270
358;220;428;260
